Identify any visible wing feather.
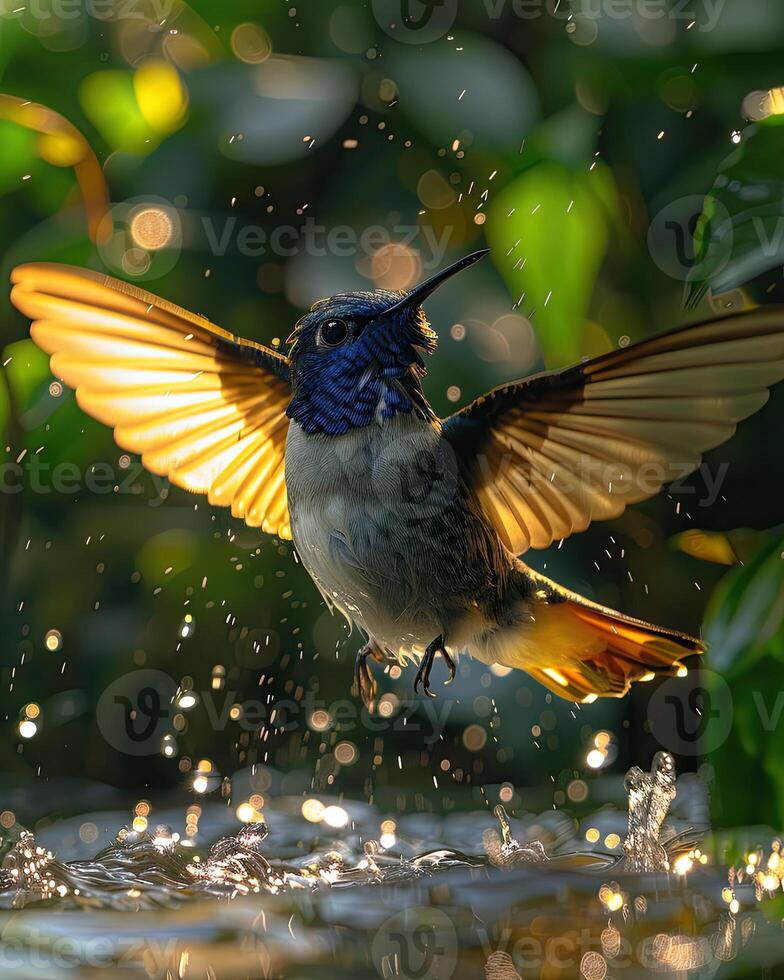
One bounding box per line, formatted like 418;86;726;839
11;263;293;538
444;308;784;554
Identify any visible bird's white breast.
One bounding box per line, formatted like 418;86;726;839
284;415;450;654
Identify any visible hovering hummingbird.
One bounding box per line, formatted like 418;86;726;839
11;251;784;707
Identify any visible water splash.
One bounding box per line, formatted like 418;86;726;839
623;750;677;872
187;823;279;896
1;755;782;978
483;805;548;867
0;820;486;910
0;752;703;909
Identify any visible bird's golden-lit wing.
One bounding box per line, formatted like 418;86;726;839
443;308;784;554
10;263;293;538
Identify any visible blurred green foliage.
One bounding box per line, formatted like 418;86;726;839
705;534;784;827
488;161;618;365
690;117;784;305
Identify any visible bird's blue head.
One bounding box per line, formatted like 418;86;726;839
286;249;489;435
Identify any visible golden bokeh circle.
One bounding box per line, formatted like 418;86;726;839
129;207;175;251
231;22;272;64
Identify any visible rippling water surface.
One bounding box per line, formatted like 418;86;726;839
1;753;782;979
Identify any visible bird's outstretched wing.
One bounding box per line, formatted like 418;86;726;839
443;309;784;554
11;263;293;538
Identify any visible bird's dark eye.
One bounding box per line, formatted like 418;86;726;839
319;318;349;348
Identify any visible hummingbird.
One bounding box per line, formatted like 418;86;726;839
11;251;784;707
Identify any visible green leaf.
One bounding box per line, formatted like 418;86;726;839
1;338;52;413
704;534;784;675
0;363;20;593
487;162;614;368
79;70;154;153
687;118;784;306
0;120;40;193
703;535;784;827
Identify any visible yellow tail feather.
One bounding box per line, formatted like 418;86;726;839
531;599;705;701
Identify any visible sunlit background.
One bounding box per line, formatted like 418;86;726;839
2;0;784;916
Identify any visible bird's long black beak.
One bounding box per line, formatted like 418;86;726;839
385;248;490;313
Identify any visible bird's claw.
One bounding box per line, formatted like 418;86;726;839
414;636;455;698
353;644;383;710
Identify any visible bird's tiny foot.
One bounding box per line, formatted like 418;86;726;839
353;643;384;710
414;635;456;698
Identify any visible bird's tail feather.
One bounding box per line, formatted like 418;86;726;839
512;591;705;702
571;600;702;699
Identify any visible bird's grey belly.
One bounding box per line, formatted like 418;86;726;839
291;493;447;653
284;418;500;656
